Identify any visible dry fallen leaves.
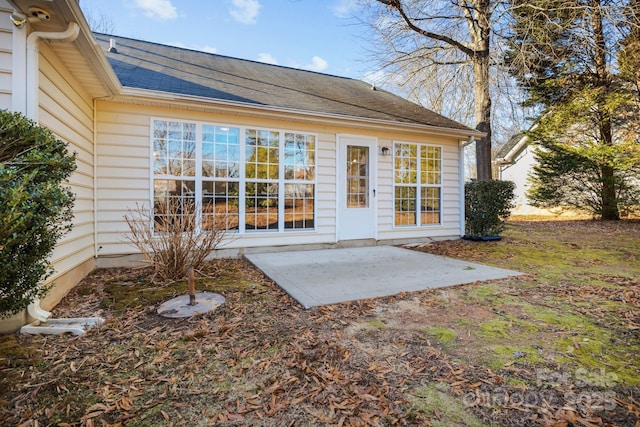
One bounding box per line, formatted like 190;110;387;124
1;221;639;426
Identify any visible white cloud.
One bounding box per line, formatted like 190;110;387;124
332;0;360;18
132;0;178;21
257;53;278;65
304;56;329;72
229;0;261;25
170;41;217;54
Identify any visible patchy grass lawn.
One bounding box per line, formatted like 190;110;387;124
1;220;639;426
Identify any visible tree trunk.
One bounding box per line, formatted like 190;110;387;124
474;52;492;180
469;0;493;181
593;1;619;220
376;0;495;180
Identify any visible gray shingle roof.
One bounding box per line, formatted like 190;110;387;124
496;133;527;159
94;33;474;132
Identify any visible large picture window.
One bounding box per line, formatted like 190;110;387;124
152;119;316;233
393;143;442;226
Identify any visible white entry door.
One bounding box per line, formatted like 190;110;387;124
337;136;377;240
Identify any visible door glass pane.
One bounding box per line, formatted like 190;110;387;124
346;145;369;208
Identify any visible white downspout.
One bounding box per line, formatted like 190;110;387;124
93;98;99;258
459;136;475;237
25;22;80;121
24;22;80;322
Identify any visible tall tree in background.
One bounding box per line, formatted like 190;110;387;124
618;0;640;100
507;0;640;219
369;0;504;181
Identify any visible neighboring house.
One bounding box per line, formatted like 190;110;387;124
495;134;536;215
1;0;482;331
495;134;557;216
496;130;624;217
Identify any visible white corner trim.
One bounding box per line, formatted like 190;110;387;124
11;18;27;114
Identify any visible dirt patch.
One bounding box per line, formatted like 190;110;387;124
347;291;499;363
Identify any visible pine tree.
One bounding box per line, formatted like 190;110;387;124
507;0;640;219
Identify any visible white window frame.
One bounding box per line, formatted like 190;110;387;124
392;141;443;228
150;118;317;234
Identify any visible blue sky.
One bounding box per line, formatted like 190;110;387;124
79;0;372;80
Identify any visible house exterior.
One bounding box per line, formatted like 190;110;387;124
496;134;596;217
494;134;550;216
1;0;482;331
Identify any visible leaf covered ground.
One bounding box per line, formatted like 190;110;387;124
1;220;639;426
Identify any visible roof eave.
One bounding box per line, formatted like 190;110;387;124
65;0;122;96
496;134;530;164
116;87;485;139
9;0;123;97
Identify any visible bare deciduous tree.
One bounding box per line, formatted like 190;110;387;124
363;0;511;180
83;7;115;34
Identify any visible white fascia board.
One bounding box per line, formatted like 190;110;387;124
496;134;530;165
66;0;122;95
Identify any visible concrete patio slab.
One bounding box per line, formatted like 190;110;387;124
245;246;523;308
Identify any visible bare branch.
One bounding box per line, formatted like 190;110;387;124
378;0;476;56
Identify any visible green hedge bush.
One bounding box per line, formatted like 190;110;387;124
0;110;76;317
465;180;516;239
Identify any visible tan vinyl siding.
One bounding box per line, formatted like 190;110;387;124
37;43;96;303
375;137;395;234
95;103;150;255
376;135;462;242
95;99;464;259
441;142;463;235
0;4;12;109
95;101;342;254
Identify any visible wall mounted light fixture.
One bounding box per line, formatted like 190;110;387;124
380;146;391;156
10;12;27;28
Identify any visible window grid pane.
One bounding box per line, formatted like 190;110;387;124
202;181;239;230
394;186;416;226
284;132;315;231
393;142;441;227
246;129;279;180
394;143;417;184
284;133;315;181
153;120;189;176
284;184;314;230
346;145;369;208
421;146;441;185
202;125;240;178
420;187;441;225
245;182;279;230
153;179;196;232
156;120;196;177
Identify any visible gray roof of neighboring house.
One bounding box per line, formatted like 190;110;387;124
496;133;527;160
93;33;475;132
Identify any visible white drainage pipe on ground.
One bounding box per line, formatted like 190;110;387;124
21;317;105;336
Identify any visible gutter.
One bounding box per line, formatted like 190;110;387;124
24;21;80;322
